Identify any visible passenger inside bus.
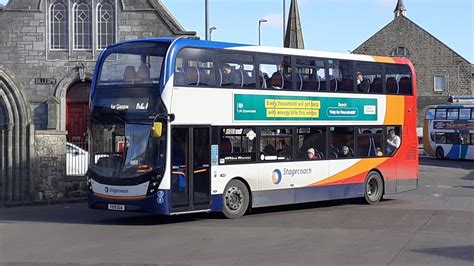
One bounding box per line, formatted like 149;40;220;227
136;64;151;81
270;72;283;89
356;71;370;92
221;63;240;86
306;148;320;160
339;145;353;158
123;66;137;82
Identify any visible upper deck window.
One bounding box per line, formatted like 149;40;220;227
385;64;412;95
447;109;459;120
174;48;216;87
459;108;471;120
98;42;168;85
295;58;326;91
425;108;435;120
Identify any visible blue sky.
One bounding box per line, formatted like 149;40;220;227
1;0;472;62
162;0;473;63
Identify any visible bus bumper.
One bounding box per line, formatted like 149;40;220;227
87;190;171;215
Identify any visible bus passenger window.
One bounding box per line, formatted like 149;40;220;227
328;60;353;92
425;109;435;120
459;108;471;120
217;53;256;88
295;58;326;91
435;109;447;120
447;109;459;120
258;55;292;90
219;128;256;164
435;132;446;144
385;64;412;95
386;126;401;156
297;127;327;160
329;127;354;159
355;62;382;94
260;128;293;161
356;128;384;157
174;48;216;87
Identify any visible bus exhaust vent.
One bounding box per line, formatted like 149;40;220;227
405;146;418;161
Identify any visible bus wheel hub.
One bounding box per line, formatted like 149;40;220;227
225;187;242;211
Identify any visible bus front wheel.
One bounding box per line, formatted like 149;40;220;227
436;147;445;159
364;171;384;204
222;179;250;219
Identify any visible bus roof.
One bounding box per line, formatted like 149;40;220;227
106;37;409;65
425;104;474;109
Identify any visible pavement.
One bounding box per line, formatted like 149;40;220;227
0;157;473;265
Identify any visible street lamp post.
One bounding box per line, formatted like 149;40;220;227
258;18;268;46
205;0;209;40
209;26;217;40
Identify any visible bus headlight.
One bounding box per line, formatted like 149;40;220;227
147;177;161;196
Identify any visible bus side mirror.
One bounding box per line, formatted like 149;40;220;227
152;122;163;138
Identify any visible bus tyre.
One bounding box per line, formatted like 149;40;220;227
364;171;384;204
223;179;250;219
436;147;444;159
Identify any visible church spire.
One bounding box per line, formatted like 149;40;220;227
394;0;407;18
284;0;304;49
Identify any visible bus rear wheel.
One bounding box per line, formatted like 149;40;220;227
436;147;445;159
222;179;250;219
364;171;384;204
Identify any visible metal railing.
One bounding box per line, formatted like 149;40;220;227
66;141;89;176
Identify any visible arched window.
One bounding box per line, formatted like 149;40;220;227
391;47;410;57
73;0;93;50
50;0;69;50
97;0;116;49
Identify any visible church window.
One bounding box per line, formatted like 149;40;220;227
97;0;116;50
73;0;93;50
50;0;69;50
391;47;410;57
434;75;446;92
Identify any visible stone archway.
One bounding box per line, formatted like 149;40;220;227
54;71;93;131
0;65;33;202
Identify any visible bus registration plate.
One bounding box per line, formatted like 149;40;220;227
108;204;125;211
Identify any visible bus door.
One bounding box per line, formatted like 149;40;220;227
170;126;211;212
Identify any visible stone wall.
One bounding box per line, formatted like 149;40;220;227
33;130;86;200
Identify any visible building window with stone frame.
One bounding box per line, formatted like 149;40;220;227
49;0;69;50
434;75;447;92
73;0;93;50
96;0;116;50
391;47;410;57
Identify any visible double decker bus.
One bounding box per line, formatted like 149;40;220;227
423;97;474;160
87;37;418;218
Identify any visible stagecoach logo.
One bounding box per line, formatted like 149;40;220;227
272;167;313;185
272;169;282;185
104;186;129;194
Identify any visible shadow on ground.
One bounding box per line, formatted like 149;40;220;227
411;245;474;263
0;197;388;226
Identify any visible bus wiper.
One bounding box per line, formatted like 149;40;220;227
154;113;175;122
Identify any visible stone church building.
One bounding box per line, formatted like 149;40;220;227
0;0;194;203
353;0;473;124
